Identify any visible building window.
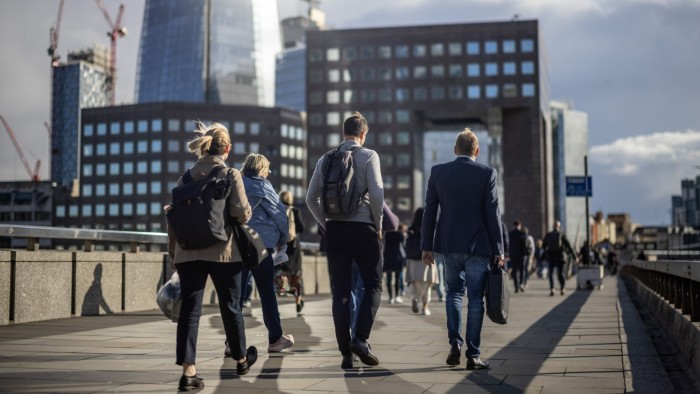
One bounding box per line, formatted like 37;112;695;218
96;143;106;156
309;91;322;105
168;140;180;153
431;86;445;100
108;204;118;217
380;154;394;168
56;205;65;217
360;46;374;59
378;45;391;58
327;112;340;126
431;65;445;78
82;205;92;217
397;197;411;211
234;121;245;134
137;141;148;154
234;142;245;154
378;89;392;102
96;184;106;196
96;164;106;176
309;113;323;126
123;141;133;154
83;144;93;157
343;89;355;103
343;69;355;82
168;160;179;173
361;67;375;81
431;43;444;56
397;154;411;168
485;40;498;54
95;204;105;217
397;174;411;188
503;40;516;53
82;184;92;197
97;123;107;136
467;63;480;77
486;84;499;98
309;70;323;83
250;122;260;135
467;41;480;55
503;83;518;98
151;140;162;153
109;142;120;155
413;66;427;79
396;131;410;145
328;69;340;82
109;163;120;175
83;124;93;137
327;133;341;147
396;110;410;123
468;85;481;99
361;90;375;103
449;85;463;99
309;48;323;62
151;160;161;173
137;161;148;174
123;203;133;216
168;119;180;132
378;67;392;81
521;38;534;52
137;120;148;133
150;202;161;215
449;64;462;77
521;61;535;75
136;203;147;216
123;162;133;175
448;42;462;56
395;45;409;58
110;122;120;135
151;181;161;194
343;47;357;60
378;110;393;124
522;83;536;97
327;90;340;104
503;62;516;75
123;182;133;195
109;183;119;195
413;44;427;57
384;176;393;189
395;66;409;80
485;63;498;76
327;48;340;61
414;87;427;101
82;164;93;177
396;88;410;102
124;121;134;134
152;119;162;132
137;182;147;195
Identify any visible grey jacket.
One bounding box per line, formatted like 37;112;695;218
168;155;252;264
306;140;384;232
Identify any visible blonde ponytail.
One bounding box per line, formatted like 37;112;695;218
187;121;231;158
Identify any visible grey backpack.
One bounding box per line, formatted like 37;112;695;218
321;145;366;219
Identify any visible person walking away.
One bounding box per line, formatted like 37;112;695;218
278;190;306;314
542;220;578;296
524;227;535;284
383;225;406;304
421;128;505;371
306;112;385;369
508;221;528;293
167;122;257;390
405;207;438;316
238;153;295;353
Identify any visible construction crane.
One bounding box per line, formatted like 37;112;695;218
95;0;127;105
47;0;65;67
44;121;52;137
0;116;41;181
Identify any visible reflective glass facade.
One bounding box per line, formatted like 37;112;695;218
51;62;108;189
135;0;280;106
276;47;306;112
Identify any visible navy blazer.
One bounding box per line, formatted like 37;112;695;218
421;156;504;257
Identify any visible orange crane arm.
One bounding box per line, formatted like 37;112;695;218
0;115;36;181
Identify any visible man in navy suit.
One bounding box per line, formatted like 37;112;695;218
421;129;505;371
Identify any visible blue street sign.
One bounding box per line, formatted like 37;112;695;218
566;176;592;197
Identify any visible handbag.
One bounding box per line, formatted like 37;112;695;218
232;222;268;269
485;263;509;324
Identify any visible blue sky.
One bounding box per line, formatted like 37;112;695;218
1;0;698;225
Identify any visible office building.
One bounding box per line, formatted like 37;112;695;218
51;46;109;190
551;100;588;246
0;181;53;249
135;0;281;106
672;177;700;226
306;20;553;234
53;102;305;241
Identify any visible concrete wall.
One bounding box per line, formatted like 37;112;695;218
1;250;331;325
75;252;123;316
0;251;10;325
13;250;73;324
624;275;700;382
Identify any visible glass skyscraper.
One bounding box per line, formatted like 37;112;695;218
51;47;109;190
135;0;281;106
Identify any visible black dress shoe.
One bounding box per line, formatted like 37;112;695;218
296;299;304;314
349;338;379;366
178;374;204;391
466;357;490;370
446;342;461;366
341;353;354;369
236;346;258;375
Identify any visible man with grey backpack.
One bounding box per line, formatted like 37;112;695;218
306;112;384;370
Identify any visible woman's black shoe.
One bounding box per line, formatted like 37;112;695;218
296;300;304;314
236;346;258;375
178;374;204;391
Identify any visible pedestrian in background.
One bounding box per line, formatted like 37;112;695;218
383;224;406;304
405;207;438;316
422;129;505;371
542;220;578;296
238;153;295;353
508;220;528;293
278;190;306;314
168;122;257;390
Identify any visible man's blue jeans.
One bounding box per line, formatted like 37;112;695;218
443;253;490;358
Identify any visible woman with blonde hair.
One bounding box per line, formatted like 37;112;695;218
239;153;295;352
167;122;257;391
277;190;305;313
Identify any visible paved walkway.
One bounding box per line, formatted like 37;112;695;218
0;274;675;393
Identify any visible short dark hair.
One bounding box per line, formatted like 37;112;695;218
513;220;521;227
343;111;368;136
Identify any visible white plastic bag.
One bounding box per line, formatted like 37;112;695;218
156;272;181;322
272;244;289;266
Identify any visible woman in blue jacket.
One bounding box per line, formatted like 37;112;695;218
238;153;295;353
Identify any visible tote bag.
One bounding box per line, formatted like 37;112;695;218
232;222;268;269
